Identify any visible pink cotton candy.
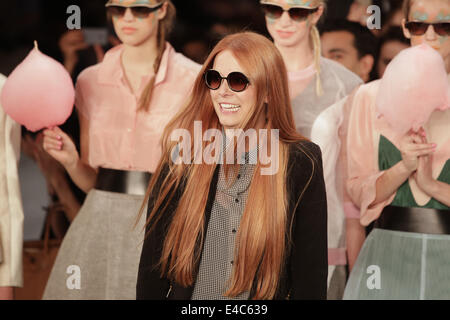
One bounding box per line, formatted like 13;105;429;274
376;44;449;134
0;42;75;132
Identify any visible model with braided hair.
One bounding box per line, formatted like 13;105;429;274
260;0;362;138
42;0;201;299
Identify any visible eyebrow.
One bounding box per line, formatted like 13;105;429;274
327;48;348;54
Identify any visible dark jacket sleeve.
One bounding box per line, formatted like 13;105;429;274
288;142;328;300
136;165;175;300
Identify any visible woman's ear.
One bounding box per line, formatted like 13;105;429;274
402;18;412;39
157;2;168;21
311;5;325;25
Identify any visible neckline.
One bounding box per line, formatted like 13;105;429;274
288;63;316;81
379;135;450;208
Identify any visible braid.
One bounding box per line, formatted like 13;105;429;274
311;25;323;97
139;1;176;112
139;25;166;112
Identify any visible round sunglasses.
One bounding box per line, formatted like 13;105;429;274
405;21;450;37
105;3;163;19
204;69;250;93
260;3;318;22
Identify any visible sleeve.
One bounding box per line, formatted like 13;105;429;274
338;89;362;220
136;166;174;299
0;75;24;287
310;97;347;271
74;73;89;120
346;84;396;226
290;143;328;300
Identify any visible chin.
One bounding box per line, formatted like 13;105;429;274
219;120;238;129
272;35;303;48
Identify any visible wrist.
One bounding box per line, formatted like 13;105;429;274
398;160;415;176
424;179;440;197
65;156;80;174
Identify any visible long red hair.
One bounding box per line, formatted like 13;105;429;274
138;32;310;299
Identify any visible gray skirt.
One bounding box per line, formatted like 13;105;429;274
43;189;146;300
343;228;450;299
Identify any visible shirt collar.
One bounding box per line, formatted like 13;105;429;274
97;42;173;86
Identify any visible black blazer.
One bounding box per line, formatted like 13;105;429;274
136;140;328;300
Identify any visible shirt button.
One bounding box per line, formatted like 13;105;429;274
232;229;237;233
235;198;239;203
237;174;241;179
231;261;234;265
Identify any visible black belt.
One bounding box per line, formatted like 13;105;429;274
95;168;152;196
375;205;450;235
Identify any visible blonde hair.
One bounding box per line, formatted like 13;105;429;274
311;25;323;96
138;0;176;111
138;32;310;299
313;0;328;96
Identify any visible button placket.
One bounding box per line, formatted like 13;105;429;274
128;94;138;168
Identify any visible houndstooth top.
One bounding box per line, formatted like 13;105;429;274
192;151;257;300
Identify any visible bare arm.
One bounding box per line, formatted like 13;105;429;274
425;180;450;207
371;130;436;207
415;154;450;207
34;134;81;221
49;176;81;222
371;160;413;206
345;218;366;272
42;114;97;193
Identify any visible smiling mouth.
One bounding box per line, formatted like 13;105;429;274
220;103;241;113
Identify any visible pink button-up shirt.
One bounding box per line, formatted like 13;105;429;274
75;43;201;172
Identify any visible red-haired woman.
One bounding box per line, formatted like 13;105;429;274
136;31;328;300
42;0;200;299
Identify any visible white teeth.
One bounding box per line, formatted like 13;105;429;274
220;103;240;112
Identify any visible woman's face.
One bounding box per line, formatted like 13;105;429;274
209;51;259;130
262;0;323;48
109;0;166;46
402;0;450;61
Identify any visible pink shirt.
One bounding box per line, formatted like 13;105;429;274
346;79;450;226
288;63;316;99
75;43;201;172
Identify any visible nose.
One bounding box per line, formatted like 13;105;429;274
217;78;233;96
424;24;438;41
279;10;293;26
123;8;135;22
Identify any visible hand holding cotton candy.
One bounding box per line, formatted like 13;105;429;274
376;44;449;134
0;41;75;132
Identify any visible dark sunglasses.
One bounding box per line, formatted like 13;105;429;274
204;69;250;93
105;3;163;19
405;21;450;36
260;3;318;22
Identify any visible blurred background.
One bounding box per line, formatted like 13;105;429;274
0;0;405;74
